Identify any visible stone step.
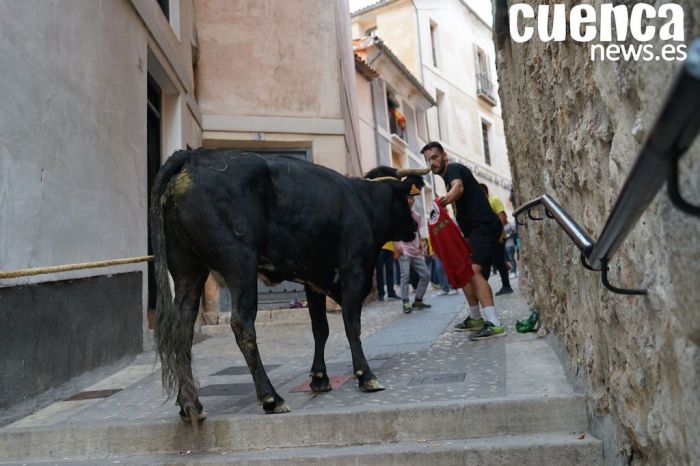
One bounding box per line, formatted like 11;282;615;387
200;308;310;334
3;433;603;466
0;395;587;463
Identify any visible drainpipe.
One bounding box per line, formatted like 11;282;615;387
365;44;388;167
410;0;425;84
411;0;434;189
370;79;386;167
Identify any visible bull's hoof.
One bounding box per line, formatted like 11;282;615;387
360;378;385;392
310;373;332;393
262;396;291;414
269;401;291;414
179;407;207;424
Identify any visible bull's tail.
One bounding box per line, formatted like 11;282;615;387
148;150;192;398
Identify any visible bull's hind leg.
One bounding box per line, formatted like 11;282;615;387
340;281;385;392
222;259;290;414
168;263;209;424
305;287;331;393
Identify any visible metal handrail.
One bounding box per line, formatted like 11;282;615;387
514;39;700;295
513;194;594;255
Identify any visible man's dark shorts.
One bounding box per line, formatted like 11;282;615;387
468;234;497;279
462;223;501;280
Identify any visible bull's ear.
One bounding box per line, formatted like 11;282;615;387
396;181;412;198
400;175;424;196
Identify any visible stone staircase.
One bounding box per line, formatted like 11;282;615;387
0;288;603;465
0;395;600;465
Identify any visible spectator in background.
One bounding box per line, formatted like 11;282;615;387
394;194;432;313
424;238;439;288
394;257;401;287
480;183;513;296
504;220;518;277
424;238;455;294
375;242;400;301
435;255;455;294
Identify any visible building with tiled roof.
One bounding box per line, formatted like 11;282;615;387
353;35;436;227
351;0;514;212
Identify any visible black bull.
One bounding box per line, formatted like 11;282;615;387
149;149;428;422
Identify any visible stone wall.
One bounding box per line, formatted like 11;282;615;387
493;1;699;465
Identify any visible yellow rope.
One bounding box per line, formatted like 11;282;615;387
0;256;154;279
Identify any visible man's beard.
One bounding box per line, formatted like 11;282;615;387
437;160;446;176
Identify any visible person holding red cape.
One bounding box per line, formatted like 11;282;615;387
423;141;506;340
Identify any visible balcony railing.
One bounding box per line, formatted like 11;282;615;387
514;39;700;295
476;73;497;105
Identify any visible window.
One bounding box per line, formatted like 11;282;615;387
156;0;181;40
481;121;492;165
387;92;406;140
157;0;169;20
430;20;440;68
476;48;490;79
475;47;496;104
366;26;378;37
391;149;405;169
416;109;428;142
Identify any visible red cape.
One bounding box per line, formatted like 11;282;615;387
428;200;474;289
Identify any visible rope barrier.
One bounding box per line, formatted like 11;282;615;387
0;256;154;279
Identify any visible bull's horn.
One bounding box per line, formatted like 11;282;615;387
396;167;430;177
367;176;400;182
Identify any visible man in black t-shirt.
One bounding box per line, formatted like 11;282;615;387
422;141;505;340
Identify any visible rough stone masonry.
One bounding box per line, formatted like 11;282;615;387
493;1;699;465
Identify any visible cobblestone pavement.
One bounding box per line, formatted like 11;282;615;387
5;274;574;429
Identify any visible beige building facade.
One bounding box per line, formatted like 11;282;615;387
351;0;513;210
194;0;362;177
0;0;361;422
193;0;361;313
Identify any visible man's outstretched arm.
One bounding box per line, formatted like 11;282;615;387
440;179;464;206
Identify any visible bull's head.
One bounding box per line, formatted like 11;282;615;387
365;166;430;242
